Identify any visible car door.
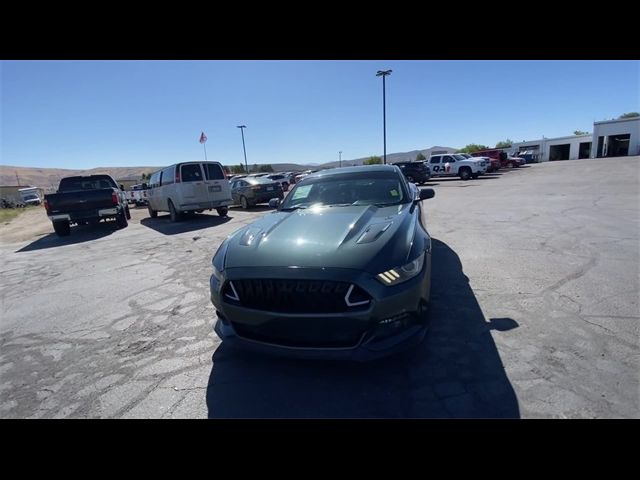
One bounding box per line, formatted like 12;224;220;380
231;180;246;204
203;162;232;206
442;155;456;175
179;163;207;207
429;156;441;175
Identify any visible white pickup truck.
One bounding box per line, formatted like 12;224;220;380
128;183;149;206
428;153;486;180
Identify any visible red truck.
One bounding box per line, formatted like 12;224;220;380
470;149;520;171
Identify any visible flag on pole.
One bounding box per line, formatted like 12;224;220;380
199;132;207;144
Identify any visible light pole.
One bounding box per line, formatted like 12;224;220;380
376;69;392;164
237;125;248;173
339;151;342;168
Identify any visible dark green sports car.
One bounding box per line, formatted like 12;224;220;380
210;165;435;360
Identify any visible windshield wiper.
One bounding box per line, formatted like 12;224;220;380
374;202;401;207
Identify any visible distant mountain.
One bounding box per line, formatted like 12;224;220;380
319;146;458;168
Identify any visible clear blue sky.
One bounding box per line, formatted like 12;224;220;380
2;60;638;169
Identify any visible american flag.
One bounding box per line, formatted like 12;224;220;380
199;132;207;144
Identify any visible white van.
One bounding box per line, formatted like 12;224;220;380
147;161;232;221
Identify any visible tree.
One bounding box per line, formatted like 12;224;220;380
259;164;274;173
495;139;513;148
140;172;151;182
619;112;639;118
416;152;426;161
363;156;382;165
573;130;589;135
231;164;246;174
457;144;490;154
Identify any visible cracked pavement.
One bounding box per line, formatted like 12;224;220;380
1;157;638;418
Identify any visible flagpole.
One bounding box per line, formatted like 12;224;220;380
203;142;207;161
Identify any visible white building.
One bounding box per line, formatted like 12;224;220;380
592;116;640;158
509;116;640;161
510;134;593;162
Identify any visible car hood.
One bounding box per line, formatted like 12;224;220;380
223;204;418;273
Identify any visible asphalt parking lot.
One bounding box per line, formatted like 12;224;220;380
1;157;638;418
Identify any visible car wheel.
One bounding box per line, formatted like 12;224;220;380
148;205;158;218
459;168;471;180
125;206;131;219
240;196;250;210
168;200;181;222
53;220;70;237
116;210;128;229
216;207;229;217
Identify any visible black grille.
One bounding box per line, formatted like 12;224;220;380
231;317;367;348
223;279;371;313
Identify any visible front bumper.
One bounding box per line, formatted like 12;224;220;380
209;260;431;361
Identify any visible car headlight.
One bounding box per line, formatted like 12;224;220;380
211;240;228;281
212;264;224;281
376;252;425;286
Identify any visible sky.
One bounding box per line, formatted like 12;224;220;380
1;60;638;169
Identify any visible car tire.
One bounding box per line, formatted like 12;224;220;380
116;210;128;229
472;173;479;179
148;206;158;218
168;200;181;222
125;206;131;219
459;168;471;180
240;196;250;210
53;220;70;237
216;207;229;217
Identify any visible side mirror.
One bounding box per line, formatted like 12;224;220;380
120;184;125;191
417;188;435;201
268;198;281;209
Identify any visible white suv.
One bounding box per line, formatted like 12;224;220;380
428;154;485;180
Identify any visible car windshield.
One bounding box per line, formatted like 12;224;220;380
453;154;468;161
24;194;38;200
280;171;407;209
247;177;273;185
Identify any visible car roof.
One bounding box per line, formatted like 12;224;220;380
305;164;399;179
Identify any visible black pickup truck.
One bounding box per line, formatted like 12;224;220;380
43;175;131;236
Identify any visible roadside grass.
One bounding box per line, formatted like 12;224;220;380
0;206;37;224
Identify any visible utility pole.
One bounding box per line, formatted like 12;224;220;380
376;69;392;164
237;125;248;174
339;151;342;168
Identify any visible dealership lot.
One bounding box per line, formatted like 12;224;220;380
0;157;638;418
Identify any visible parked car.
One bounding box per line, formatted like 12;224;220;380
428;154;485;180
22;193;42;206
43;174;130;236
146;161;233;221
266;173;290;191
210;164;436;361
230;176;284;209
392;161;431;184
295;169;320;183
470;149;508;170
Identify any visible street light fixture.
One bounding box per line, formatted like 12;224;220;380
376;69;392;164
237;125;248;174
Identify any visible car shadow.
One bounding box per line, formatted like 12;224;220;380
16;221;119;252
205;238;520;418
140;212;231;235
228;205;275;213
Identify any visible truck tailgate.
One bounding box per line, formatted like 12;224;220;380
45;189;116;215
